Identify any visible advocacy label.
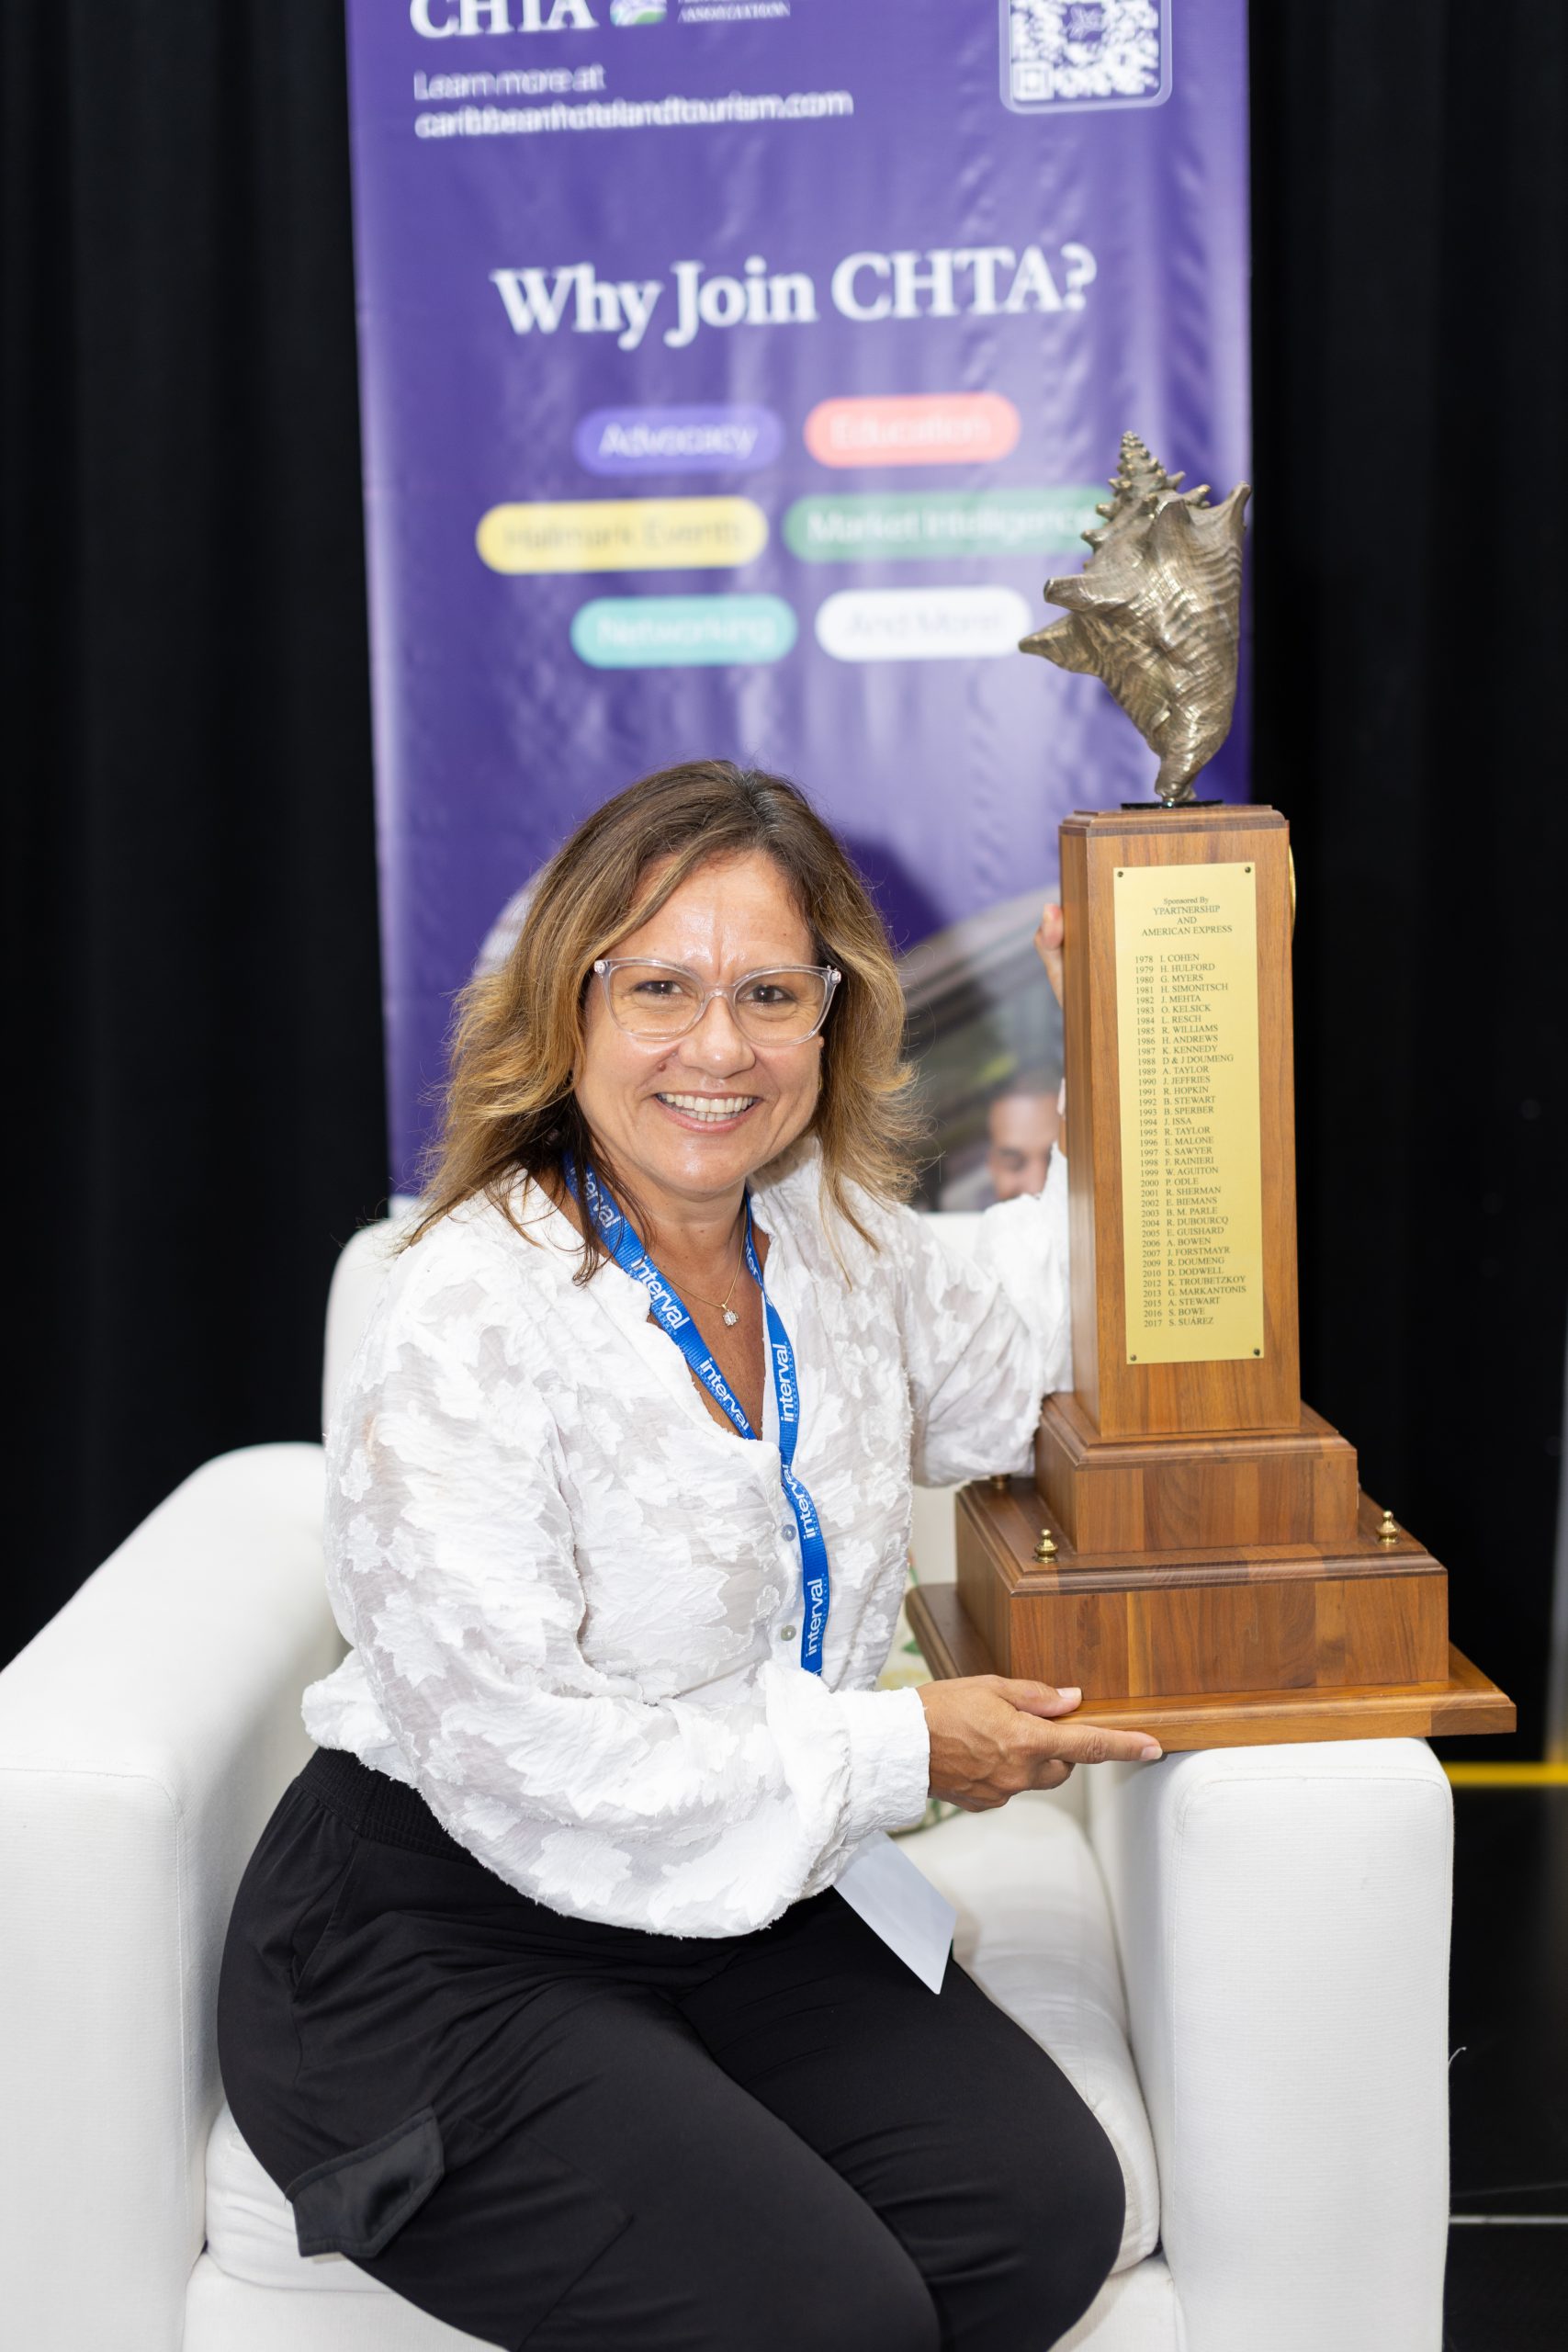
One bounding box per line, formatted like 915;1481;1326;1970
574;405;783;475
1114;862;1265;1364
476;497;768;573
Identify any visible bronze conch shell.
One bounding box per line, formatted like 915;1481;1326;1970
1020;432;1251;806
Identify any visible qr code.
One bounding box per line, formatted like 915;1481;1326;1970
1003;0;1169;112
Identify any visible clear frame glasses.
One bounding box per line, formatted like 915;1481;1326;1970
592;957;841;1046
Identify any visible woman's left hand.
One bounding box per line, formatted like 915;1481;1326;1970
1033;899;1064;1008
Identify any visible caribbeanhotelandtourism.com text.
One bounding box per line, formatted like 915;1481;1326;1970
414;88;853;137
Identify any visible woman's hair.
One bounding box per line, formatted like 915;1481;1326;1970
404;760;923;1273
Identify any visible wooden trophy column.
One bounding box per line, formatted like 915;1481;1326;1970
908;803;1513;1748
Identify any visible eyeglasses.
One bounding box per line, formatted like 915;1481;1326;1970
592;957;841;1046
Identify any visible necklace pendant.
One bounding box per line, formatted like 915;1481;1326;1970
722;1306;739;1327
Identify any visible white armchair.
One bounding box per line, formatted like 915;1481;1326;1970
0;1224;1454;2352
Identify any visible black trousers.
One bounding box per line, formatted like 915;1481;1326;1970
216;1747;1125;2352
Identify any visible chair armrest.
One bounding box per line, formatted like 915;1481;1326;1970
1085;1740;1453;2352
0;1445;339;2352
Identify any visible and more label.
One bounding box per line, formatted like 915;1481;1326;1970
813;585;1032;662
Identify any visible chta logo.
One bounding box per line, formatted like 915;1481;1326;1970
1002;0;1170;114
610;0;665;21
411;1;598;35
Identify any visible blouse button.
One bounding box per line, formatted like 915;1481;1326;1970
782;1521;797;1542
778;1625;798;1643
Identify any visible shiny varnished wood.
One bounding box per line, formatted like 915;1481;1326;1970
955;1478;1450;1699
944;796;1516;1748
1035;1391;1360;1553
906;1583;1516;1750
968;1475;1445;1587
1060;805;1300;1438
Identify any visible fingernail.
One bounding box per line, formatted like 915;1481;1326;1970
1140;1744;1163;1761
1058;1685;1081;1701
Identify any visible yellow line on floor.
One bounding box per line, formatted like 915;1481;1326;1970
1443;1762;1568;1785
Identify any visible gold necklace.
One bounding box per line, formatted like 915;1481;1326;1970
678;1240;746;1328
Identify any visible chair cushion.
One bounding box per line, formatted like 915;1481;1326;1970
904;1791;1161;2273
184;2245;1178;2351
205;2107;377;2294
206;1793;1156;2293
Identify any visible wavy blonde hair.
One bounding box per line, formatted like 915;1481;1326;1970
405;761;923;1274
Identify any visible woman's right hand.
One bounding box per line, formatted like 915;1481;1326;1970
917;1676;1162;1811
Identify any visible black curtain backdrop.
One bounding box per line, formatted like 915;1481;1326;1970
4;4;1565;1748
1250;2;1567;1756
2;0;389;1665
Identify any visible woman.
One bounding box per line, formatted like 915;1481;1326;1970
218;762;1161;2352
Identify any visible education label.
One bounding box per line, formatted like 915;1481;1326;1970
1114;861;1265;1364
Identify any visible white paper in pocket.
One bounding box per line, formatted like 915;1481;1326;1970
832;1832;957;1994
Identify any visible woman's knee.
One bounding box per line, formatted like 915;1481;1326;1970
795;2214;941;2352
935;2091;1124;2347
1010;2106;1126;2341
671;2231;936;2352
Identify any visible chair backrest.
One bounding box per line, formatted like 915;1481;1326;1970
0;1444;341;2352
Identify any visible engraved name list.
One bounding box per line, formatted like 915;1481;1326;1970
1111;861;1265;1364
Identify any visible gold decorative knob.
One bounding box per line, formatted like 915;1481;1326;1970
1033;1527;1059;1563
989;1475;1009;1491
1376;1507;1398;1545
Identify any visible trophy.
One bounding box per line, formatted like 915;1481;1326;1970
908;436;1514;1749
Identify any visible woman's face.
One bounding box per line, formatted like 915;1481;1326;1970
573;850;827;1218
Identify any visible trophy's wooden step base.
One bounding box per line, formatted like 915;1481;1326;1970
905;1583;1516;1751
959;1477;1453;1696
1035;1394;1364;1554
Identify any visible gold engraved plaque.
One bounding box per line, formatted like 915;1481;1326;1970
1114;861;1265;1363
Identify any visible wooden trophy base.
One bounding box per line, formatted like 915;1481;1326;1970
908;1400;1514;1750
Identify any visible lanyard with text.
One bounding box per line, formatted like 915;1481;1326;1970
564;1155;830;1674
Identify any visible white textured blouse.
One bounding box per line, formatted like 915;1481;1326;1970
303;1137;1072;1937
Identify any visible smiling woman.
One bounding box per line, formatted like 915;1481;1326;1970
406;757;920;1277
216;761;1150;2352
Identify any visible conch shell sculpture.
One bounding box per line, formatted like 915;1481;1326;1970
1021;433;1251;805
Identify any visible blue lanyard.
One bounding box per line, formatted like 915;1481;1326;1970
563;1155;830;1675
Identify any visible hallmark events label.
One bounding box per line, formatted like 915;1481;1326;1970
1113;862;1265;1364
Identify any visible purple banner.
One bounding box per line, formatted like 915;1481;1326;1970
344;0;1250;1193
